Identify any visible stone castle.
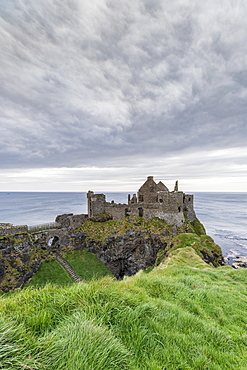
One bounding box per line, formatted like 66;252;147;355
87;176;196;227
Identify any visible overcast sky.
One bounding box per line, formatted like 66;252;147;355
0;0;247;192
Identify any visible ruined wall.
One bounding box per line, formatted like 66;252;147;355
138;176;160;203
183;194;196;222
104;201;185;226
56;213;88;229
0;225;28;236
89;194;195;226
87;177;197;227
157;191;184;213
88;193;106;217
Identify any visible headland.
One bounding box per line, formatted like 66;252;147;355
0;176;226;291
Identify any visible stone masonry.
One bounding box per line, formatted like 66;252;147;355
87;176;196;227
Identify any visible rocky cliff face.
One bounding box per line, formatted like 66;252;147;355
46;217;225;279
0;217;225;291
0;232;49;292
68;231;167;279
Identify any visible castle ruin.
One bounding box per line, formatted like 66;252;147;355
87;176;196;227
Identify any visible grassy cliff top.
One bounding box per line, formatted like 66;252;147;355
74;216;177;240
74;216;205;244
0;247;247;369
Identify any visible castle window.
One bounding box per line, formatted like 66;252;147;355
139;195;144;202
159;199;163;203
178;206;181;212
188;197;191;202
125;208;130;217
138;207;143;217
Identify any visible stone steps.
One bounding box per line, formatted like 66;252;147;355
54;252;83;283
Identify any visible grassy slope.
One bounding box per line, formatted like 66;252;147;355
26;249;113;288
62;249;114;280
0;248;247;370
26;259;73;287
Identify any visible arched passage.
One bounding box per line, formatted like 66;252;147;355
47;235;59;248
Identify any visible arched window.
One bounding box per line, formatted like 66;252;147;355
138;207;143;217
125;208;130;217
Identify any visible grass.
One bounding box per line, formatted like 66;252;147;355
62;249;114;281
26;250;113;288
190;218;206;236
0;247;247;369
169;233;223;266
26;259;73;287
74;217;175;244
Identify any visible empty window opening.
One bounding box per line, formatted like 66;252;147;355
138;207;143;217
125;208;130;217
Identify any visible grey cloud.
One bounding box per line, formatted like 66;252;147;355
0;0;247;172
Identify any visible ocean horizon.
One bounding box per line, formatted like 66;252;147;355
1;191;247;258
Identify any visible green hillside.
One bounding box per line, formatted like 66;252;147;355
26;249;113;287
0;247;247;370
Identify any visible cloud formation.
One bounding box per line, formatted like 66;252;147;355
0;0;247;190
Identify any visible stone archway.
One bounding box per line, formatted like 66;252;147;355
47;235;59;249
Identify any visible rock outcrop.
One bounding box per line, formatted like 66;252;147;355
0;216;225;291
0;232;51;292
69;230;167;279
35;217;224;280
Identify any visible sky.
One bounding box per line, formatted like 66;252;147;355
0;0;247;193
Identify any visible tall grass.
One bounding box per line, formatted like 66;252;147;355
0;318;42;369
42;312;131;370
0;248;247;369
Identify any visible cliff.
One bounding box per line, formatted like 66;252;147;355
0;216;224;292
68;217;224;278
0;232;51;292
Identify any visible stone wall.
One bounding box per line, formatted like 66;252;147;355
0;225;28;236
87;176;197;227
183;194;196;222
104;202;185;226
55;213;88;229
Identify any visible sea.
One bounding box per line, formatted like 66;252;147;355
0;192;246;258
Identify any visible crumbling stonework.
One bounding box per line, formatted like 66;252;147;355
87;176;196;227
55;213;88;229
0;224;28;236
